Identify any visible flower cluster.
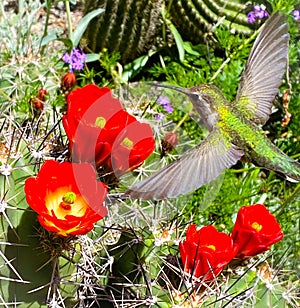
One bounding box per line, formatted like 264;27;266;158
62;84;155;177
179;204;283;280
24;84;155;236
62;48;87;72
247;5;269;23
156;96;174;114
292;9;300;21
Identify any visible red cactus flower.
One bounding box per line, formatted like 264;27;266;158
106;120;156;176
63;85;123;133
62;84;155;174
24;160;107;237
62;85;124;166
231;204;284;259
179;225;237;280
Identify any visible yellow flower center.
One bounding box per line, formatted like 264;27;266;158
121;137;133;149
62;191;76;204
206;244;216;251
251;221;263;232
59;191;76;211
45;187;88;220
95;116;106;128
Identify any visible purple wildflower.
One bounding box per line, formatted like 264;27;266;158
154;113;166;121
62;48;87;72
72;48;87;62
62;52;72;64
247;4;269;23
247;11;256;24
156;96;174;114
292;10;300;21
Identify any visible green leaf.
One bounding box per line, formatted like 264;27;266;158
39;32;57;47
168;22;185;61
183;42;201;56
58;38;74;50
72;8;105;47
122;51;156;82
86;53;100;63
200;172;225;211
162;4;185;61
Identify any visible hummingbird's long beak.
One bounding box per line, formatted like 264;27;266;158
147;82;191;96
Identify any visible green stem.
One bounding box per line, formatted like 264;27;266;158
65;0;73;43
172;113;189;133
40;0;52;55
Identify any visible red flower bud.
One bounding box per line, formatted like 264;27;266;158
61;72;77;95
161;132;178;157
37;89;48;101
231;204;284;259
30;89;48;116
179;225;237;280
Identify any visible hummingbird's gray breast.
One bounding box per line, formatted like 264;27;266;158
188;85;227;131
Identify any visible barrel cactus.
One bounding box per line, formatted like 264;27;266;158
83;0;164;63
83;0;256;63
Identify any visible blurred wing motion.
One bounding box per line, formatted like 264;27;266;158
126;129;243;200
235;12;289;125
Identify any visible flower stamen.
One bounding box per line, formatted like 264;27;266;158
121;137;134;149
95;116;106;128
251;221;262;232
206;244;216;251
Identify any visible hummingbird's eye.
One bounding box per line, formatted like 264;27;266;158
191;93;201;100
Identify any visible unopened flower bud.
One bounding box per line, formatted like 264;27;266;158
61;72;77;96
30;88;48;116
37;89;48;101
161;132;178;157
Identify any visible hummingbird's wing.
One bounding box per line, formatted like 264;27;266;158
125;129;244;200
234;12;289;125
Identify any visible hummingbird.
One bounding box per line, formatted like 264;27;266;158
126;12;300;200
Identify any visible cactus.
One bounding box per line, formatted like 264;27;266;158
168;0;255;41
83;0;255;63
0;1;299;307
83;0;164;63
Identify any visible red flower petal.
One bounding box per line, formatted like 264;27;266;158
68;121;112;165
231;204;284;259
109;120;155;176
179;225;236;280
24;160;108;236
64;85;123;135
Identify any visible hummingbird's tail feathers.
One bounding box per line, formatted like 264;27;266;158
285;175;299;183
253;144;300;183
235;12;289;125
283;159;300;183
125;130;244;200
